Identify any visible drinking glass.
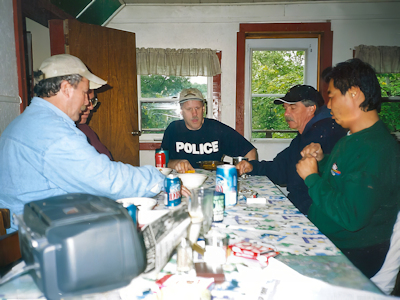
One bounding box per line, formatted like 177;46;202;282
188;188;214;238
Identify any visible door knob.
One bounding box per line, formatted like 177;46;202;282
131;131;141;136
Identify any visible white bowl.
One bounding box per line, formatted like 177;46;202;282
178;173;208;189
158;167;172;176
116;197;157;210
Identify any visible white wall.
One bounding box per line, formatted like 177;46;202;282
0;0;20;135
25;18;51;72
107;2;400;165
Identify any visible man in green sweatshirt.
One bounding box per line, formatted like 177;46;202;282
296;58;400;278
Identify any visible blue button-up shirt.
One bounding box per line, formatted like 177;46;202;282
0;97;164;232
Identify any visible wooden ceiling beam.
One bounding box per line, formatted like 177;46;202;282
21;0;74;27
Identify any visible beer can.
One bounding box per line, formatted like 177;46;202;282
164;174;181;207
213;191;225;222
215;165;238;206
155;148;169;168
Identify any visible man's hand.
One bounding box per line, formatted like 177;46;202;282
296;156;318;180
168;159;194;173
181;185;191;197
300;143;324;162
236;160;253;175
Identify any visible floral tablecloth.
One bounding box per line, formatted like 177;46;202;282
0;169;380;299
140;169;379;298
196;169;341;257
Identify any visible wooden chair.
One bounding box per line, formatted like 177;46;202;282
0;209;21;268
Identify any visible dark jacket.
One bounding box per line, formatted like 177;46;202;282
249;106;347;215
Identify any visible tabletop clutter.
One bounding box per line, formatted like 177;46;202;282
4;153;382;300
128;157;280;300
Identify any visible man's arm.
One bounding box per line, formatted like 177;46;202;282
45;134;165;199
244;148;258;161
168;159;194;173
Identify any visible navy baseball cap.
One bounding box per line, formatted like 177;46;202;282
274;85;325;108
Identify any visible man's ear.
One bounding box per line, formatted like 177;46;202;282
348;86;363;107
308;104;317;115
348;86;361;100
59;80;72;99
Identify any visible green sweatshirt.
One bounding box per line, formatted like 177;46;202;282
305;120;400;249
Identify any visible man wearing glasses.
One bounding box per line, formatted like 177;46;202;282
0;54;166;233
77;90;113;160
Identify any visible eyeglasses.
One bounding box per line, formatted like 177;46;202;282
89;97;98;108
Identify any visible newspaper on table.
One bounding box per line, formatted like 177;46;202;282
140;203;191;276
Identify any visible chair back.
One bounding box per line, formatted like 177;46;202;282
371;211;400;294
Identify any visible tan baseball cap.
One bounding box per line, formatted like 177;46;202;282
179;88;205;104
39;54;107;89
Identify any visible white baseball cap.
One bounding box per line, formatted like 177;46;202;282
39;54;107;89
179;88;205;104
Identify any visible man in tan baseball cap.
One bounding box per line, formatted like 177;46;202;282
35;54;107;122
161;87;258;173
39;54;107;89
0;54;167;232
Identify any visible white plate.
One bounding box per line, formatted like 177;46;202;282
116;197;157;210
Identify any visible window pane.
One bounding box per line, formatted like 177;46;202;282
252;96;296;139
379;102;400;132
377;73;400;132
377;73;400;97
251;50;304;138
252;50;305;94
141;101;181;133
140;75;208;98
140;75;190;98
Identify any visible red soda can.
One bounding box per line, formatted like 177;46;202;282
155;150;166;168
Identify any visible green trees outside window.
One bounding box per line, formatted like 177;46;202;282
140;75;207;134
377;73;400;132
251;50;305;139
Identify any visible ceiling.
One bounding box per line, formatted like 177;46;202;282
28;0;385;27
51;0;310;26
47;0;358;26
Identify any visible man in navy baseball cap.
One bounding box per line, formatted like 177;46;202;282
236;84;346;215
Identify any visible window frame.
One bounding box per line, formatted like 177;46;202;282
236;23;334;136
245;38;319;141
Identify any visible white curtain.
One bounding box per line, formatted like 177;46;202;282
355;45;400;73
136;48;221;76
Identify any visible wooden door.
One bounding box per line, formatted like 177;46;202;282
49;19;139;166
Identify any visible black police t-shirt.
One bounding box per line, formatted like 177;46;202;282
161;118;255;168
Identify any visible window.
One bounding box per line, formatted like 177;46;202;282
377;73;400;132
244;38;318;140
138;75;212;141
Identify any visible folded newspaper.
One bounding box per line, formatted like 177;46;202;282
140;204;191;276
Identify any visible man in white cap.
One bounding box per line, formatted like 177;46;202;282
0;54;165;233
161;88;257;173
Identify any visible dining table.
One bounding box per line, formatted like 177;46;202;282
144;169;384;298
0;169;385;299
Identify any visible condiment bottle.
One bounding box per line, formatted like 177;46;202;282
176;237;193;273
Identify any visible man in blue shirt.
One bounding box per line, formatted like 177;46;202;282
0;54;165;232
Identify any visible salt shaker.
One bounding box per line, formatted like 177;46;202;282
176;237;193;273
